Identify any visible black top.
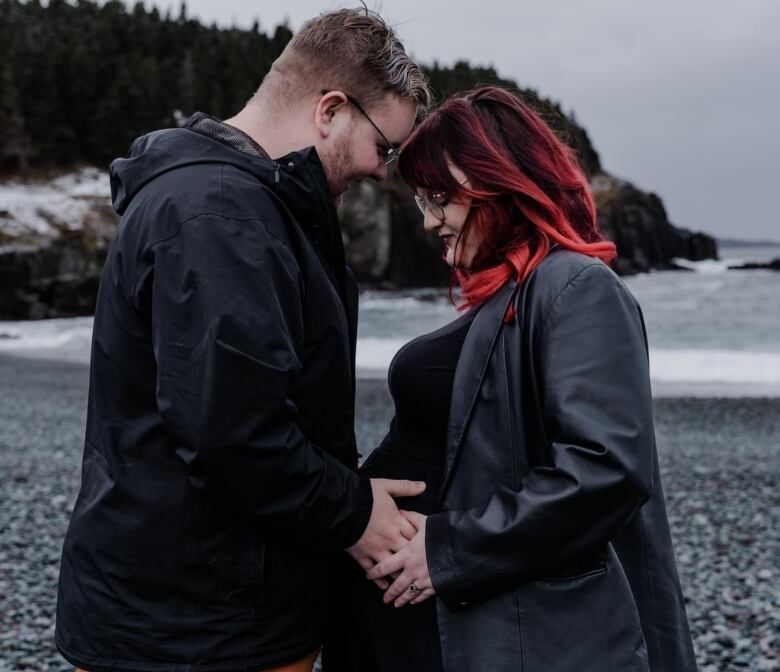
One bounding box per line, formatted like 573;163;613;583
360;309;476;672
390;311;476;463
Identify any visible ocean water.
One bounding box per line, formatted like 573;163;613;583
1;245;778;397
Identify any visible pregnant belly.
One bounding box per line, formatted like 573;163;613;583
360;442;444;516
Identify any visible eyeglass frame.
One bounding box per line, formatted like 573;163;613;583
344;94;401;166
414;177;471;221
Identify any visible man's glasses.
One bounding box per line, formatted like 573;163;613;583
345;94;401;166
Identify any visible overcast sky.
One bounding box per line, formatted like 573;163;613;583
143;0;779;241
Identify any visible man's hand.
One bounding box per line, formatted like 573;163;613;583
345;479;426;584
367;511;435;607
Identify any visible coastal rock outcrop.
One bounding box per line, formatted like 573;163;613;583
338;172;719;287
0;169;116;320
591;173;718;275
0;202;114;320
0;169;719;319
339;179;450;288
727;258;780;271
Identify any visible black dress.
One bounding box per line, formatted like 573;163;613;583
359;310;477;672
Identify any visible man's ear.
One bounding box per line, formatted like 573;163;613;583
314;90;349;139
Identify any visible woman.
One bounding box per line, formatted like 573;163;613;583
357;87;698;672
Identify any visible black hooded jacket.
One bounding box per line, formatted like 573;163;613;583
55;127;373;672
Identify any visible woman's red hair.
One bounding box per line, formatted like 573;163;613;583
398;86;616;312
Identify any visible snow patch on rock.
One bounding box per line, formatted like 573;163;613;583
0;167;111;239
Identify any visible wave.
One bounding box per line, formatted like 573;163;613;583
355;337;407;379
3;318;778;395
0;317;94;364
648;349;780;395
354;342;780;389
359;292;453;311
649;348;780;384
670;257;735;274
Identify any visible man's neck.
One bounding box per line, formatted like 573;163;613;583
224;102;312;161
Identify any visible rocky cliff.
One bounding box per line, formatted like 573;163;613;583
591;173;718;275
0;169;115;319
0;167;718;319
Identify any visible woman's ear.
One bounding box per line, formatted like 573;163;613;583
313;90;349;139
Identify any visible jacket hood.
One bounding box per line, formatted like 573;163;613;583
110;127;338;233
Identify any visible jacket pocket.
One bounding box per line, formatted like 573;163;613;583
533;558;606;583
183;532;272;612
517;549;650;672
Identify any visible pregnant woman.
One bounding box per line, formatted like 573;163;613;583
357;86;698;672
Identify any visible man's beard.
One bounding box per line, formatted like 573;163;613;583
320;134;353;206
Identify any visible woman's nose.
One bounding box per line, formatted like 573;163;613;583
422;210;441;232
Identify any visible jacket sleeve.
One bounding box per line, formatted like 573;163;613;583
144;212;373;549
426;263;655;608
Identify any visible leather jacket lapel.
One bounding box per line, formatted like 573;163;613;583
439;279;519;504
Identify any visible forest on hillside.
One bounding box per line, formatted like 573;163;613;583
0;0;600;174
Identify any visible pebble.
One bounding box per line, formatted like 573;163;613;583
1;359;779;671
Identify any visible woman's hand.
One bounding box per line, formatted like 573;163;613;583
366;511;436;607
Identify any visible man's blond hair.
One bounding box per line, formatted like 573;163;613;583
256;7;430;112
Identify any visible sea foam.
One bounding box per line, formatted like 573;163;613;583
2;316;778;396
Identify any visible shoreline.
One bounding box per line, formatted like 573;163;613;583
0;352;778;399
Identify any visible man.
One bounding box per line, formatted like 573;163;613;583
55;9;431;672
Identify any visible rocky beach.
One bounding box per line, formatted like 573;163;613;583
1;4;777;670
0;354;778;671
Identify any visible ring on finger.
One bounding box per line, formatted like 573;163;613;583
409;584;417;592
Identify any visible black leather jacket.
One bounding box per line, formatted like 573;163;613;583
425;249;698;672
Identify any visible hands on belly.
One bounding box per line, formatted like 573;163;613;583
367;510;436;607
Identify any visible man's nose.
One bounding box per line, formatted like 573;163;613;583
370;160;389;182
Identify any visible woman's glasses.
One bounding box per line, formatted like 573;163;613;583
413;178;470;220
414;191;447;220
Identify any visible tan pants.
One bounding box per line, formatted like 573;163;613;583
264;649;319;672
77;649;320;672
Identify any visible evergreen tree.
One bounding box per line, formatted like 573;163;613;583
0;62;34;171
0;0;599;174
